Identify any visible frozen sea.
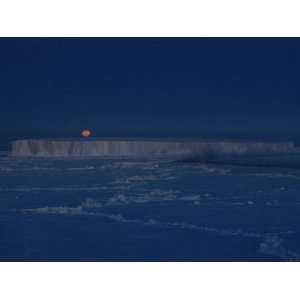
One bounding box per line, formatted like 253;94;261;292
1;157;300;261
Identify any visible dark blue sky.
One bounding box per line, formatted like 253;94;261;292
0;38;299;145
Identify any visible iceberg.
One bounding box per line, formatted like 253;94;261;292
10;138;297;162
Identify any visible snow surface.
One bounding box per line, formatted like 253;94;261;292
1;157;300;261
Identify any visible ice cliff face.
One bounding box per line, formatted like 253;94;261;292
11;139;296;159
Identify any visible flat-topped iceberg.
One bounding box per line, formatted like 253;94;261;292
11;138;297;160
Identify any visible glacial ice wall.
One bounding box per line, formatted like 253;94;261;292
11;139;296;159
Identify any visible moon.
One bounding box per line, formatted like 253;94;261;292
81;129;91;138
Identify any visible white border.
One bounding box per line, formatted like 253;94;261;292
1;263;300;300
0;0;300;36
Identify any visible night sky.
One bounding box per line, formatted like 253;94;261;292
0;38;299;148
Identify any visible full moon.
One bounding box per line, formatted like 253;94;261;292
81;129;91;138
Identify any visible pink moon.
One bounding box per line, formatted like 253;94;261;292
81;129;91;138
